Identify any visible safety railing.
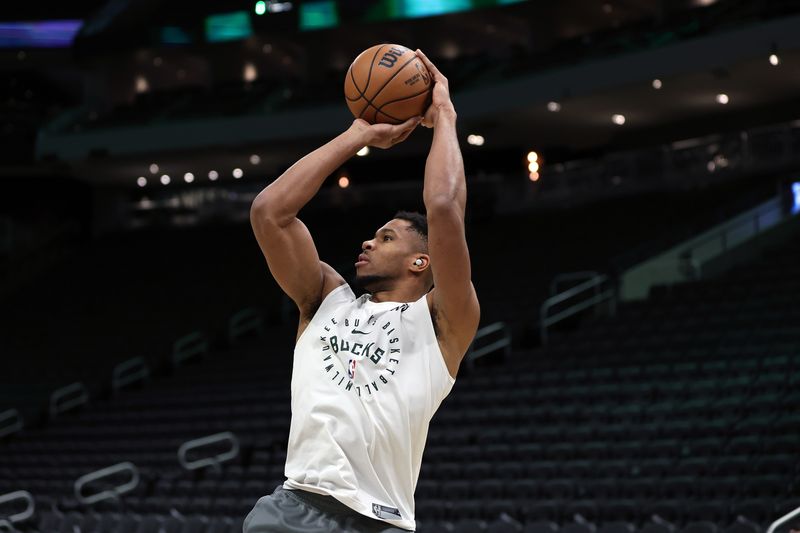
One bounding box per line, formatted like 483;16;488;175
0;490;34;527
466;322;511;364
178;432;240;473
620;195;795;300
0;409;23;440
74;462;139;505
111;357;150;396
171;331;209;369
540;272;616;344
228;307;264;345
678;197;784;279
766;505;800;533
49;382;89;418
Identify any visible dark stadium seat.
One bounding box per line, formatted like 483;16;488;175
420;521;455;533
680;522;719;533
731;499;773;525
685;502;729;524
597;522;635;533
486;514;524;533
522;520;559;533
722;517;761;533
453;519;488;533
639;522;674;533
641;501;683;525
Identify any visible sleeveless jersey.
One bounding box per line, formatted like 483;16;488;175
283;283;455;531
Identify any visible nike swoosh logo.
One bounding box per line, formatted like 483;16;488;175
351;329;372;335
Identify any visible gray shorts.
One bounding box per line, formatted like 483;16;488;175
242;484;413;533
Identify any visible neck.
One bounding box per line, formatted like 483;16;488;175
367;285;426;303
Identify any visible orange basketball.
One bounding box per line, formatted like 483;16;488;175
344;44;433;125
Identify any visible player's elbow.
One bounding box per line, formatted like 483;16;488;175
425;196;463;220
250;193;290;228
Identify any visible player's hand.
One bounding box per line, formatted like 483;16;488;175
415;49;456;128
348;116;422;150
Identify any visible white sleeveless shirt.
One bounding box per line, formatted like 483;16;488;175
283;283;455;531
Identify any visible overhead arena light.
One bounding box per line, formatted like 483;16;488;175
612;114;626;125
467;134;484;146
716;93;729;105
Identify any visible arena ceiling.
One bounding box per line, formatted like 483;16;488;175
4;0;800;186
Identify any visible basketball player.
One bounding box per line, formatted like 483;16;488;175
244;49;479;532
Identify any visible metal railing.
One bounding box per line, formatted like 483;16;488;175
466;322;511;363
766;505;800;533
49;382;89;418
0;409;23;440
178;432;240;473
171;331;209;369
0;491;34;526
540;272;616;344
678;197;784;279
111;357;150;395
228;307;264;345
74;462;140;505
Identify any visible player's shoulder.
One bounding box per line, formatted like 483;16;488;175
300;262;348;320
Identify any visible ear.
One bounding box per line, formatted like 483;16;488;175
410;253;430;272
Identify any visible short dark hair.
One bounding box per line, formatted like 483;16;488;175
393;210;428;245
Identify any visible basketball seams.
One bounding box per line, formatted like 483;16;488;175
346;46;430;124
346;44;387;103
357;50;418;120
375;86;431;114
357;45;391;117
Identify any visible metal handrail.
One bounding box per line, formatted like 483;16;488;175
0;410;23;440
49;382;89;418
549;271;607;297
0;490;34;524
171;331;209;369
679;197;783;278
74;462;139;505
178;432;240;472
111;357;150;395
766;505;800;533
466;322;511;362
228;307;264;345
540;272;616;344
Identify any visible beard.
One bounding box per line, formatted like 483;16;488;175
353;273;392;295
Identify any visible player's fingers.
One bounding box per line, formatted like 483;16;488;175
392;116;422;133
415;49;445;81
394;123;417;143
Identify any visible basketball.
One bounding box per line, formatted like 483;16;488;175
344;44;433;125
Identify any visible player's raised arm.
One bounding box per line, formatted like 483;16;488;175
249;117;422;315
416;49;480;376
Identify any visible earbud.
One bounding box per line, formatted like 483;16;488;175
414;259;423;266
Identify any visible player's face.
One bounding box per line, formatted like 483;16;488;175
355;219;413;284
